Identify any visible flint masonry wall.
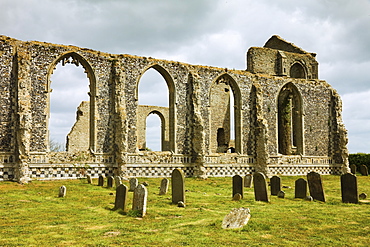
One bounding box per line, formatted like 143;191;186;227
0;35;349;182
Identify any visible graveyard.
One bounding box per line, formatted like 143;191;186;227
0;174;368;246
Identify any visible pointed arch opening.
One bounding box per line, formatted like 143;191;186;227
290;62;306;79
209;74;242;153
145;111;166;151
47;52;96;153
137;66;175;152
277;82;303;155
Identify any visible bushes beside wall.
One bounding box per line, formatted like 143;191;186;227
348;153;370;171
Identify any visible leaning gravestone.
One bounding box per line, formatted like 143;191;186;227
114;176;122;187
307;172;325;202
221;208;251;229
132;184;148;217
349;164;357;174
341;173;358;204
86;175;92;184
244;174;253;188
107;176;114;188
359;165;368;176
159;178;169;195
277;190;285;198
295;178;307;199
58;185;66;197
114;184;128;211
171;168;185;204
270;176;281;196
129;178;138;192
98;175;105;186
253;172;269;202
232;175;244;199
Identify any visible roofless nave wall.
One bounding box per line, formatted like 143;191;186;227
0;35;349;183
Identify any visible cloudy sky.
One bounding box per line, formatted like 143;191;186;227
1;0;370;153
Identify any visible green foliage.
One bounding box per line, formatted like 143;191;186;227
349;153;370;171
0;176;369;246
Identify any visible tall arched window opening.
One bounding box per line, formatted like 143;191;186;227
137;67;170;151
278;83;303;155
49;58;90;152
210;75;241;153
145;113;162;151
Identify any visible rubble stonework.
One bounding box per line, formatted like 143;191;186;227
0;35;349;182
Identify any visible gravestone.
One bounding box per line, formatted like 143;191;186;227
159;178;169;195
349;164;357;174
171;168;185;204
58;185;66;197
341;173;358;204
221;208;251;229
132;184;148;217
114;184;128;211
270;176;281;196
114;176;122;187
359;165;368;176
307;172;325;202
232;175;244;199
86;175;92;184
129;178;138;192
107;176;114;188
277;190;285;198
98;175;105;186
295;178;307;198
253;172;269;202
244;174;253;188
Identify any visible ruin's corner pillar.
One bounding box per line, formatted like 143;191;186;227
330;89;350;174
254;118;270;177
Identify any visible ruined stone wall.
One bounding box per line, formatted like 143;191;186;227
67;101;90;153
0;35;349;181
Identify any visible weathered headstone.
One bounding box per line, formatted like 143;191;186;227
349;164;357;174
270;176;281;196
58;185;66;197
277;190;285;198
132;184;148;217
159;178;169;195
341;173;358;204
107;176;114;188
295;178;307;198
244;174;253;188
232;175;244;199
171;168;185;204
114;176;122;187
307;172;325;202
129;178;138;192
98;175;105;186
221;208;251;229
359;165;368;176
86;175;92;184
253;172;269;202
114;184;128;211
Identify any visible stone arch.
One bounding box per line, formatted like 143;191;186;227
47;52;97;152
146;110;166;151
209;73;242;153
277;82;303;155
289;62;307;79
136;64;176;152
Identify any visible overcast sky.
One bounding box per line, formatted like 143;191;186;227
1;0;370;153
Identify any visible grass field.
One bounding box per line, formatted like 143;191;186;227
0;175;369;246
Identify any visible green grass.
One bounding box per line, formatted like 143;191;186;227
0;175;369;246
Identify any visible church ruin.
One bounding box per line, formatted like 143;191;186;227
0;35;349;183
